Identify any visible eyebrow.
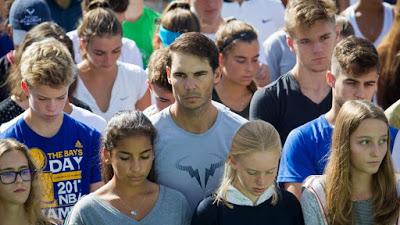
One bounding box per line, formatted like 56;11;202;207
0;165;29;172
247;166;277;172
118;148;153;155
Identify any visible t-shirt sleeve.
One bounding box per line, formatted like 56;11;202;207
263;35;282;81
89;130;102;184
300;188;327;225
191;197;218;225
124;39;144;68
64;202;85;225
134;68;148;101
278;128;317;183
249;87;279;127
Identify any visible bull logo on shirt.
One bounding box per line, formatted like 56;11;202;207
175;155;224;189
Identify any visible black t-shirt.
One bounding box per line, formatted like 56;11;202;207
191;189;304;225
0;53;12;102
0;97;24;125
249;72;332;144
212;89;250;119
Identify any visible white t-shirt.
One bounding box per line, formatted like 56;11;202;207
342;2;394;47
74;62;148;121
392;131;400;172
70;104;107;132
67;30;143;68
221;0;285;44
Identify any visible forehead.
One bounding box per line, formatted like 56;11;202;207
337;67;379;81
291;20;335;39
236;150;279;170
226;40;259;56
170;52;212;72
113;135;153;154
87;35;122;49
29;84;68;97
0;150;29;170
351;118;387;137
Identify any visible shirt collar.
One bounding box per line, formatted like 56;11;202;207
226;185;275;206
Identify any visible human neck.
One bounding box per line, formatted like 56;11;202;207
11;95;29;110
291;64;328;90
170;102;218;134
324;100;340;126
356;0;383;10
216;77;250;98
200;17;224;34
0;203;29;225
79;60;117;78
24;108;63;138
351;171;373;201
291;65;330;103
108;177;150;198
232;181;258;204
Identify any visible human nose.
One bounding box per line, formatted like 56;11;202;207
355;86;366;99
313;41;323;53
130;158;141;172
14;172;24;183
370;142;383;157
255;174;268;186
184;77;197;90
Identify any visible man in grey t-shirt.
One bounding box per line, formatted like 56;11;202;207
150;32;246;212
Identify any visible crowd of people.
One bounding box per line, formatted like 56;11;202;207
0;0;400;224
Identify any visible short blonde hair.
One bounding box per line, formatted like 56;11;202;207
284;0;336;37
214;120;282;207
20;38;75;88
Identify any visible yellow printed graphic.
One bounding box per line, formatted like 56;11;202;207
29;148;47;170
75;140;83;148
40;172;57;208
52;171;82;182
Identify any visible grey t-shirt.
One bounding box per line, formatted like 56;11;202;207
150;105;247;212
64;185;191;225
301;188;374;225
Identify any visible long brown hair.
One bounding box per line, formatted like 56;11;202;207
325;100;399;225
377;1;400;109
0;139;51;225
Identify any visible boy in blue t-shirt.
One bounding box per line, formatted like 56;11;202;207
277;36;396;200
1;38;103;221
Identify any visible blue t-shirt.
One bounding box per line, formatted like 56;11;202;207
278;114;398;184
1;113;102;221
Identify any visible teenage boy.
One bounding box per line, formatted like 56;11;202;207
250;0;337;144
150;32;246;212
143;48;175;116
278;36;398;199
1;38;102;221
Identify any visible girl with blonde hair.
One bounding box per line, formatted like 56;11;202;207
301;100;400;225
192;120;304;225
0;139;54;225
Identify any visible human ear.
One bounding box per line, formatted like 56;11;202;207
228;155;238;170
102;149;112;164
326;71;336;88
286;36;295;53
166;66;172;84
21;80;29;96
